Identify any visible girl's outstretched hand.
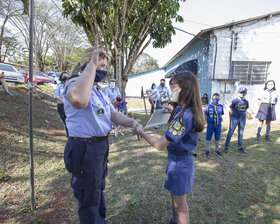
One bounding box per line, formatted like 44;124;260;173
134;124;143;141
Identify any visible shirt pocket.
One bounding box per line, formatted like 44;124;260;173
92;96;103;107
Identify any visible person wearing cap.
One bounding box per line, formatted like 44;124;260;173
156;78;170;109
62;36;139;224
255;80;278;141
105;78;121;103
53;71;69;136
224;87;249;154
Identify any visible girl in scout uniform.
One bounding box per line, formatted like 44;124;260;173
63;37;139;224
255;80;278;141
135;71;204;224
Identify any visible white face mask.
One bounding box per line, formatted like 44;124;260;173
170;89;181;102
238;93;246;99
109;82;115;88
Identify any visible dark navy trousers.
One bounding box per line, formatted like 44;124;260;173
64;138;109;224
57;103;69;137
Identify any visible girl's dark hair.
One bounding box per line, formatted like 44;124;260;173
264;80;276;90
168;71;204;132
151;83;156;88
59;71;69;81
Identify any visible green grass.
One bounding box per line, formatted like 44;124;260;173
0;85;280;223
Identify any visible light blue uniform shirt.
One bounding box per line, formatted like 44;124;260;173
54;83;65;104
156;85;169;101
63;76;115;137
105;86;121;101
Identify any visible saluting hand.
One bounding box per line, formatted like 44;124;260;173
91;35;107;69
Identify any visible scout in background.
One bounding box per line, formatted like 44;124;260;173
224;87;249;154
135;71;204;224
255;80;278;141
201;93;209;111
114;95;128;137
156;78;170;109
204;93;224;157
105;78;121;103
146;83;159;115
53;71;69;137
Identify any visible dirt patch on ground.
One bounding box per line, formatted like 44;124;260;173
0;86;77;224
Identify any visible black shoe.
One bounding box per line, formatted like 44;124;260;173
256;134;260;140
239;147;246;154
205;151;210;157
214;150;222;157
224;147;229;153
265;135;272;142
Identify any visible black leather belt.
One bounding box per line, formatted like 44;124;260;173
70;135;109;142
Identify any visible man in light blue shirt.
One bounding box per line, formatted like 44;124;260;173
156;78;170;109
105;78;121;102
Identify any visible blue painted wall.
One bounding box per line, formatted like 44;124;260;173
165;37;212;99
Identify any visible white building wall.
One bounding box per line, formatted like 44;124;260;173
212;14;280;117
125;69;166;97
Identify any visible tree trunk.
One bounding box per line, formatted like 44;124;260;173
0;16;9;62
115;51;122;96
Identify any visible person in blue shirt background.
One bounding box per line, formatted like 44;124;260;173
205;93;224;157
156;78;170;109
224;87;249;154
135;71;204;224
63;36;139;224
53;71;69;136
105;78;121;103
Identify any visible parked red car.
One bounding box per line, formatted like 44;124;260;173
21;71;54;84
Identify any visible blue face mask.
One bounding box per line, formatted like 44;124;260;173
212;99;219;104
95;70;107;82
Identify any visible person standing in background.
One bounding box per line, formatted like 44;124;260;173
105;78;121;104
255;80;278;141
0;72;13;96
146;83;158;115
53;71;69;136
224;87;249;154
156;78;170;109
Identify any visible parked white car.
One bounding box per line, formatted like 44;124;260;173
0;63;25;84
46;71;60;84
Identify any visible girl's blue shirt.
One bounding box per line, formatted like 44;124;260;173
165;106;198;154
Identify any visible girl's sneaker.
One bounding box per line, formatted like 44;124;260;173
214;150;222;157
205;151;210;157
